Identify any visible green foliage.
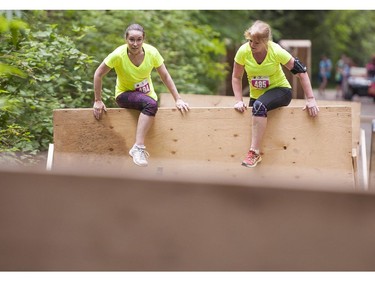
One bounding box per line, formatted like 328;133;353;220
1;16;97;157
140;10;227;94
0;123;35;152
0;62;27;78
25;10;228;95
317;10;375;66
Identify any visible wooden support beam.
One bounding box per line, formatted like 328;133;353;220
53;106;355;189
1;168;375;271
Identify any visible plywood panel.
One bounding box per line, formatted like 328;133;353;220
53;106;354;188
159;92;250;107
0;168;375;270
159;94;361;149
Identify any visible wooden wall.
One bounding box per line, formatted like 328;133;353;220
53;106;355;189
159;94;361;149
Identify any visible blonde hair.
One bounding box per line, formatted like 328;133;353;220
244;20;272;47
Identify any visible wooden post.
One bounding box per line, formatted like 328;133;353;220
279;40;312;99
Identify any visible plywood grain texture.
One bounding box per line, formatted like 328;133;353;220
159;94;361;149
53;106;355;189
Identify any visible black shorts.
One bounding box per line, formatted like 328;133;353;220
249;87;292;111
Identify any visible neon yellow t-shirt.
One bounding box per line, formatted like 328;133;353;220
234;41;292;99
104;43;164;101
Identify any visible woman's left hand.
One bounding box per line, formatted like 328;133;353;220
176;99;190;112
303;97;319;117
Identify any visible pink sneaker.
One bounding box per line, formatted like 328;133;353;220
242;150;262;168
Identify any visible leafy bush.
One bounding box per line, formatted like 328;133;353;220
1;17;97;161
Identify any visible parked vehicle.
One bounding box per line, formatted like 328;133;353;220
344;67;375;102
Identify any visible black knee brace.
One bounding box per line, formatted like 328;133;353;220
252;100;267;117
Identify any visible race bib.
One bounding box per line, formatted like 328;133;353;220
251;76;270;89
134;79;150;94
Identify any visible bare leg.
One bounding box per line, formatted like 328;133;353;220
135;113;155;146
251;116;267;151
319;77;327;95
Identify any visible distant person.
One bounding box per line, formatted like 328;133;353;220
366;54;375;96
366;55;375;78
318;54;332;96
232;20;319;168
335;54;347;99
341;56;353;95
93;23;189;167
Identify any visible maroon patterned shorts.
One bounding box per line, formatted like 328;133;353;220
116;91;158;116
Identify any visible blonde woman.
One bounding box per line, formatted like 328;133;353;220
232;20;319;167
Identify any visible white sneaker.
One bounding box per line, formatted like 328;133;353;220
129;145;149;167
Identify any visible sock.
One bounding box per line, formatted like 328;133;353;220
134;144;146;149
250;148;260;154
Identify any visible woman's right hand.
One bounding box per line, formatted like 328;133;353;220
234;101;247;113
93;100;107;120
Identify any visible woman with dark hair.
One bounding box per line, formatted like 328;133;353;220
93;23;189;167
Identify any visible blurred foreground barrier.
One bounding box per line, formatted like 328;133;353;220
1;168;375;270
52;105;359;189
370;120;375;189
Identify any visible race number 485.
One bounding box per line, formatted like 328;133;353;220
251;76;270;89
